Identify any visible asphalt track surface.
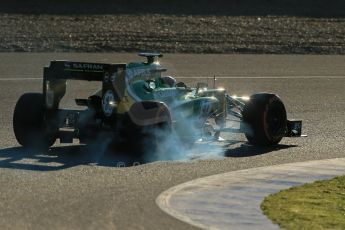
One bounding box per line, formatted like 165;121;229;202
0;53;344;229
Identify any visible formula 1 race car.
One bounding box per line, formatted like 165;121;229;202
13;53;303;151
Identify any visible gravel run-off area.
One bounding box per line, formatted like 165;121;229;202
1;13;345;54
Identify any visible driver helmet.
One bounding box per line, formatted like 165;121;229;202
161;76;176;87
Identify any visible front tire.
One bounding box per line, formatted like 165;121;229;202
13;93;57;150
241;93;287;146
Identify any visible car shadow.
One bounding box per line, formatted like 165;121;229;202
0;141;298;171
224;143;298;158
0;145;147;171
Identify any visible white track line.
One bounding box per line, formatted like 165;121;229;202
0;77;42;81
175;75;345;79
0;76;344;81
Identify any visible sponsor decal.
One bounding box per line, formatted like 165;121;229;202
64;62;104;71
64;63;71;69
154;89;178;98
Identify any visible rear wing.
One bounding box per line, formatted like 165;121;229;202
43;61;127;109
43;60;126;81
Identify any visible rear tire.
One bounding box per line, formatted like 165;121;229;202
241;93;287;146
117;113;171;156
13;93;57;150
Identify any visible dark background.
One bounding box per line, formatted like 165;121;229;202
2;0;345;17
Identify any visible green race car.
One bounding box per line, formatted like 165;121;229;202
13;53;303;152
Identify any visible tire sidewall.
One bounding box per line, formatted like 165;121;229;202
13;93;57;149
242;93;287;146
